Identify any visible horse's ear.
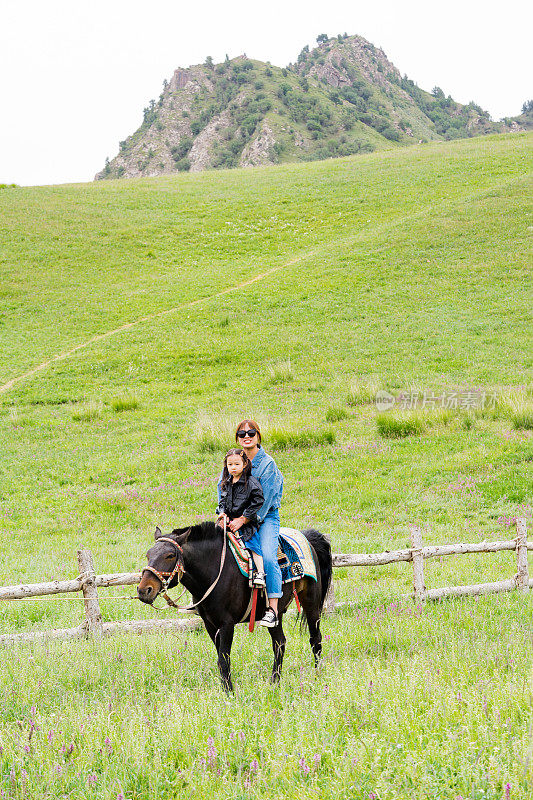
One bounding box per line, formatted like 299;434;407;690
172;526;192;543
154;526;163;540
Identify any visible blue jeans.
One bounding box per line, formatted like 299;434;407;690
245;510;282;598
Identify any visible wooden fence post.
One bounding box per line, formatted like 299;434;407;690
515;517;529;594
325;582;336;614
410;525;426;602
77;549;103;638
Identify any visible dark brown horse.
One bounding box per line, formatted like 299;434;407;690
137;522;332;692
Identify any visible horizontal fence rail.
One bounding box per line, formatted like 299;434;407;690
0;518;529;644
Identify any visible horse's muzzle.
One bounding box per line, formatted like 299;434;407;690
137;578;158;604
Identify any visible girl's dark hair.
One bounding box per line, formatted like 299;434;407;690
220;448;252;490
235;418;262;444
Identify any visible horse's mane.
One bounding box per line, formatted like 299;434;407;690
170;520;220;543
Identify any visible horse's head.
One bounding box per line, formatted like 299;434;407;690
137;526;190;604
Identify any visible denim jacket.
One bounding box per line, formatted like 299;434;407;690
217;446;283;525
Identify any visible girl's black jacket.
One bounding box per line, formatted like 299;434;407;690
217;475;264;542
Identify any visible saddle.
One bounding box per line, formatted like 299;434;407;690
226;527;317;585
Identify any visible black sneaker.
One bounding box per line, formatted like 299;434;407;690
259;607;278;628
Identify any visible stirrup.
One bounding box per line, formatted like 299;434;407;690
252;571;266;588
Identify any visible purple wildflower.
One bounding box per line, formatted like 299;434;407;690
250;759;259;772
505;784;511;799
298;756;310;776
207;737;217;767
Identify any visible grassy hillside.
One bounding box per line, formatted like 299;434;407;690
0;133;532;799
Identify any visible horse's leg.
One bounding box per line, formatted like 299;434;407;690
268;614;286;684
216;623;235;693
307;613;322;667
202;617;219;650
299;580;323;667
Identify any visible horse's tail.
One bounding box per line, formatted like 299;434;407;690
301;528;332;610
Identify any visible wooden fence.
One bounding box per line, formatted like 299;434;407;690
326;517;530;611
0;518;529;644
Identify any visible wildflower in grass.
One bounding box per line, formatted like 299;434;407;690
313;753;321;768
505;783;511;799
298;756;310;775
104;736;113;754
117;793;126;800
87;773;98;787
244;777;251;789
207;736;217;766
47;730;54;742
250;759;259;772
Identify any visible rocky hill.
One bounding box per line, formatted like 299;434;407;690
96;33;520;180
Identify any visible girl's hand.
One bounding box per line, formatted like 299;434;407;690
229;517;245;532
217;513;229;525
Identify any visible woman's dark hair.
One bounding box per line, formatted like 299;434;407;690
235;418;262;444
221;448;252;490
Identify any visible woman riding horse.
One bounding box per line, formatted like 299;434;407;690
219;419;283;628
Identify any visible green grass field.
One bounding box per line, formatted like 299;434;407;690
0;133;532;798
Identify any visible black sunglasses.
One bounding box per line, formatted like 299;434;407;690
236;429;257;439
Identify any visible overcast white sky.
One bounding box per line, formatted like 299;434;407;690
0;0;531;186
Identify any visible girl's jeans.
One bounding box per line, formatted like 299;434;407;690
245;509;282;598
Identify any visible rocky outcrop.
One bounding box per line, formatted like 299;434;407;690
188;109;234;172
240;122;276;167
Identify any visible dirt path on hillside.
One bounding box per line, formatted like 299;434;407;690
0;258;302;397
1;172;528;398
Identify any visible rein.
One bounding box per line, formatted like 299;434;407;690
142;520;228;612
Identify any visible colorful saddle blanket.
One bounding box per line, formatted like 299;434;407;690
227;526;317;583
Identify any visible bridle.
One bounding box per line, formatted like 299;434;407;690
141;521;228;611
142;536;185;605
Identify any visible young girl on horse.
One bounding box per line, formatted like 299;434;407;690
218;420;284;628
216;449;267;588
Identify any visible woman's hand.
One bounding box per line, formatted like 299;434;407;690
229;516;246;532
217;512;229;526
